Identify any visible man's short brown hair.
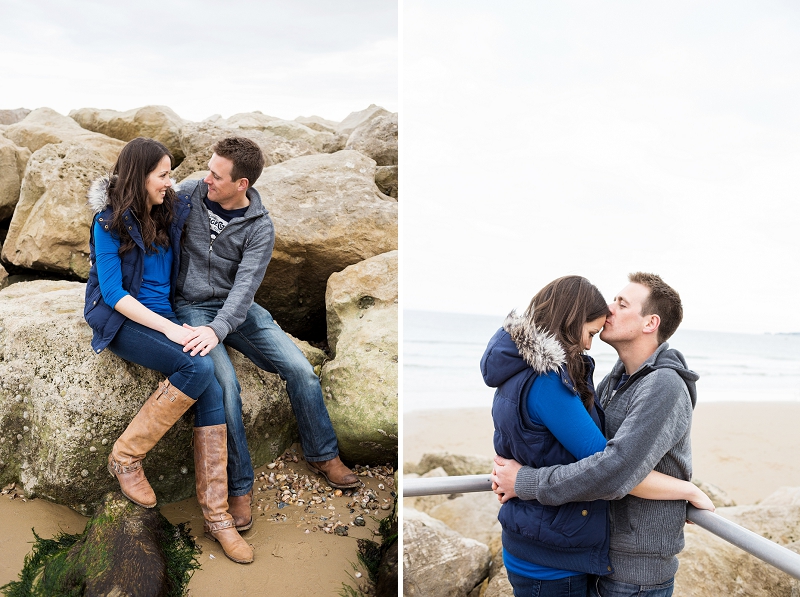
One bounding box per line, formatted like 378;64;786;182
212;137;264;188
628;272;683;343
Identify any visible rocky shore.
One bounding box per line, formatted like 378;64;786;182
0;103;397;594
403;405;800;597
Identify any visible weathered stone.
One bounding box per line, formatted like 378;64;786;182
0;136;31;220
253;150;397;338
414;452;495;477
0;280;324;513
337;104;391;136
0;108;31;125
1;142;111;278
675;486;800;596
694;477;736;507
346;112;398;166
376;165;398;199
0;264;7;290
404;507;491;597
320;251;397;464
484;567;513;597
3;107;125;164
69;105;186;162
4;492;199;596
427;491;502;547
295;114;339;134
224;112;334;152
178;121;315;171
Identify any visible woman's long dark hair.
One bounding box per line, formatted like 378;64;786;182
107;137;175;255
524;276;609;409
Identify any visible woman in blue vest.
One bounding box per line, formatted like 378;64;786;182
84;138;252;564
482;276;705;597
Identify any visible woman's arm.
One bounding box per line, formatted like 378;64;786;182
113;295;193;345
630;470;715;511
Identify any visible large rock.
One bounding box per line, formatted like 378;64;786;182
376;165;398;199
346;112;398;166
403;507;491;597
224;112;335;152
0;136;31;220
1;142;111;278
3;107;125;164
320;251;397;465
676;486;800;596
69;105;186;162
253;150;397;338
177;121;316;177
0;280;325;513
295;114;339;134
0;108;31;125
426;491;502;547
337;104;391;136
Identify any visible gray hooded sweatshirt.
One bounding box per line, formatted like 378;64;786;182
514;342;699;586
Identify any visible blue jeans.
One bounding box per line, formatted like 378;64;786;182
506;571;588;597
108;317;225;427
589;576;674;597
175;300;339;496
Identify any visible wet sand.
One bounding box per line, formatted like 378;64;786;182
0;450;395;596
403;402;800;506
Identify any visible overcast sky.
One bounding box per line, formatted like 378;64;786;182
403;0;800;334
0;0;397;122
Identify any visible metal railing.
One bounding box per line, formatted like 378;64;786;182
403;474;800;580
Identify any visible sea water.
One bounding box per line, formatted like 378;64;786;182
404;310;800;412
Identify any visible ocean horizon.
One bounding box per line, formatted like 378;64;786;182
404;309;800;413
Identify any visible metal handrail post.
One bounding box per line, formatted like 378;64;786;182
402;474;800;579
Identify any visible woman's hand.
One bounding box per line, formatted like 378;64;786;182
492;455;522;504
163;322;194;346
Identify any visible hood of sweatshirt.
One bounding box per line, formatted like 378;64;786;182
608;342;699;408
481;311;566;388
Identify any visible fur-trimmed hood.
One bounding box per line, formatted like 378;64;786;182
481;310;567;389
87;175;113;214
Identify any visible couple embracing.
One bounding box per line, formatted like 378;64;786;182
486;274;715;597
84;136;359;564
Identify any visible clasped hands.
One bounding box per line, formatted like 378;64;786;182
492;454;523;504
166;323;219;356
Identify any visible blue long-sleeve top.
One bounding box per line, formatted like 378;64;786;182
93;220;174;315
504;371;608;580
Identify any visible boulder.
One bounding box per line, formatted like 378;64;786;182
178;121;316;172
337;104;391;136
0;136;31;220
426;491;502;547
375;165;398;199
224;112;335;152
404;507;491;597
346;112;398;166
3;107;125;164
0;108;31;125
69;105;186;162
1;492;198;596
253;150;397;338
1;142;111;278
295;114;339;134
0;264;7;289
0;280;325;513
320;251;397;465
675;486;800;596
484;567;513;597
413;452;495;477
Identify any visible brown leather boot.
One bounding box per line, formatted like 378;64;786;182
194;425;254;564
307;456;361;489
228;490;253;531
108;379;196;508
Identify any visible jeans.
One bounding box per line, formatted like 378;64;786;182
175;300;339;496
589;576;674;597
506;571;588;597
108;317;225;427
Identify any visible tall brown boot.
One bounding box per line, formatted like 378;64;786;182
194;424;254;564
108;379;196;508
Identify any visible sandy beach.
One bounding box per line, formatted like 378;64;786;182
0;448;395;595
403;402;800;506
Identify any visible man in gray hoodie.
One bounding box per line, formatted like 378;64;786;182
492;272;700;597
174;137;360;532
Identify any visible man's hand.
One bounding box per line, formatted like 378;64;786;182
492;454;523;504
181;324;219;356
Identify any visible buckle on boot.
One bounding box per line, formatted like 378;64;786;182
206;519;235;532
110;457;142;475
159;380;177;402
